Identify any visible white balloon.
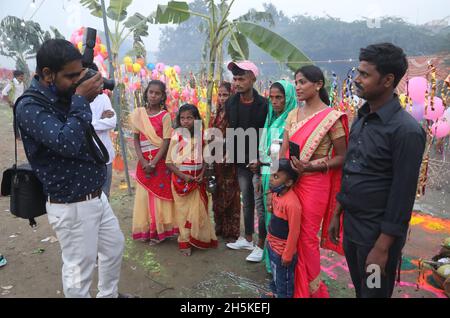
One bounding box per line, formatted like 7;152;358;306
444;108;450;122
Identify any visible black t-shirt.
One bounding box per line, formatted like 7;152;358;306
225;90;268;166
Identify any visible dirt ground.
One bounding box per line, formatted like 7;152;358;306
0;103;449;298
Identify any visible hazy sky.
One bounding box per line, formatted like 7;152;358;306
1;0;449;68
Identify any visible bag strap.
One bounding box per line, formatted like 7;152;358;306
14;90;109;165
13;91;53;168
85;123;110;165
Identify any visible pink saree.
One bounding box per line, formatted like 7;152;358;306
286;107;348;298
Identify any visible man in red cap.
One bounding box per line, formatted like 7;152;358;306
225;60;269;263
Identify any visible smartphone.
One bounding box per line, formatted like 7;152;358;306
289;141;300;159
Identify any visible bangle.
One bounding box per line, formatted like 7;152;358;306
324;161;330;174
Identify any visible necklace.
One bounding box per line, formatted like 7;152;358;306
146;105;161;116
298;104;327;121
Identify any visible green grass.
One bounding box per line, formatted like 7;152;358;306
123;237;162;274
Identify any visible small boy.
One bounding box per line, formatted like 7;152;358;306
266;159;301;298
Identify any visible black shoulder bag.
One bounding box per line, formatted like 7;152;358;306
1;91;109;227
1;92;48;227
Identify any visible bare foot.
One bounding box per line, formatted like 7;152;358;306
179;248;192;256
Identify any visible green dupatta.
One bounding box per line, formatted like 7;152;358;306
259;80;297;273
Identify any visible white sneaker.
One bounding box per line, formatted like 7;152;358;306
226;237;254;251
246;246;264;262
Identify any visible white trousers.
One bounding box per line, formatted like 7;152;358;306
46;193;125;298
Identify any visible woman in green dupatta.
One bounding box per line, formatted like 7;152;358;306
259;80;297;273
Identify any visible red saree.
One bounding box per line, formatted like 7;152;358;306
131;109;178;241
286;107;349;298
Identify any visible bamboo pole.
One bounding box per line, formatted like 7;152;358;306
100;0;132;196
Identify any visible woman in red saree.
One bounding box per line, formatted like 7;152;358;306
166;104;218;256
130;81;178;244
280;66;349;298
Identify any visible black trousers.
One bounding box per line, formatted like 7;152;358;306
343;236;405;298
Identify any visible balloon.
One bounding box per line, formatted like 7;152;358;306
173;65;181;75
408;102;424;122
123;56;133;65
151;69;159;80
164;67;174;77
70;27;85;46
424;97;444;121
140;69;147;77
408;77;428;104
399;94;407;107
100;44;107;54
77;41;83;52
126;64;133;73
182;88;190;101
156;63;165;72
147;63;155;71
431;119;450;138
444;108;450;122
135;82;142;90
172;89;179;100
123;77;129;84
132;63;142;73
70;34;77;45
95;55;104;64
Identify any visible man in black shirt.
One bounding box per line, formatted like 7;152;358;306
225;61;269;262
328;43;426;298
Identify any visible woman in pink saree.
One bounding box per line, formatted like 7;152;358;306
279;65;349;298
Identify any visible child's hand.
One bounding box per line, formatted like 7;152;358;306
195;171;205;183
184;175;195;183
281;257;292;267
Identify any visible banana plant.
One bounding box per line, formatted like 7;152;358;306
0;16;64;84
80;0;150;74
151;0;311;124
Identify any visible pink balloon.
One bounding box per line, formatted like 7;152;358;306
408;102;424;122
408;77;428;104
95;55;104;64
431;119;450;138
181;88;190;101
172;89;179;100
424;97;444;121
156;63;166;72
151;69;159;80
70;34;77;44
174;65;181;75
